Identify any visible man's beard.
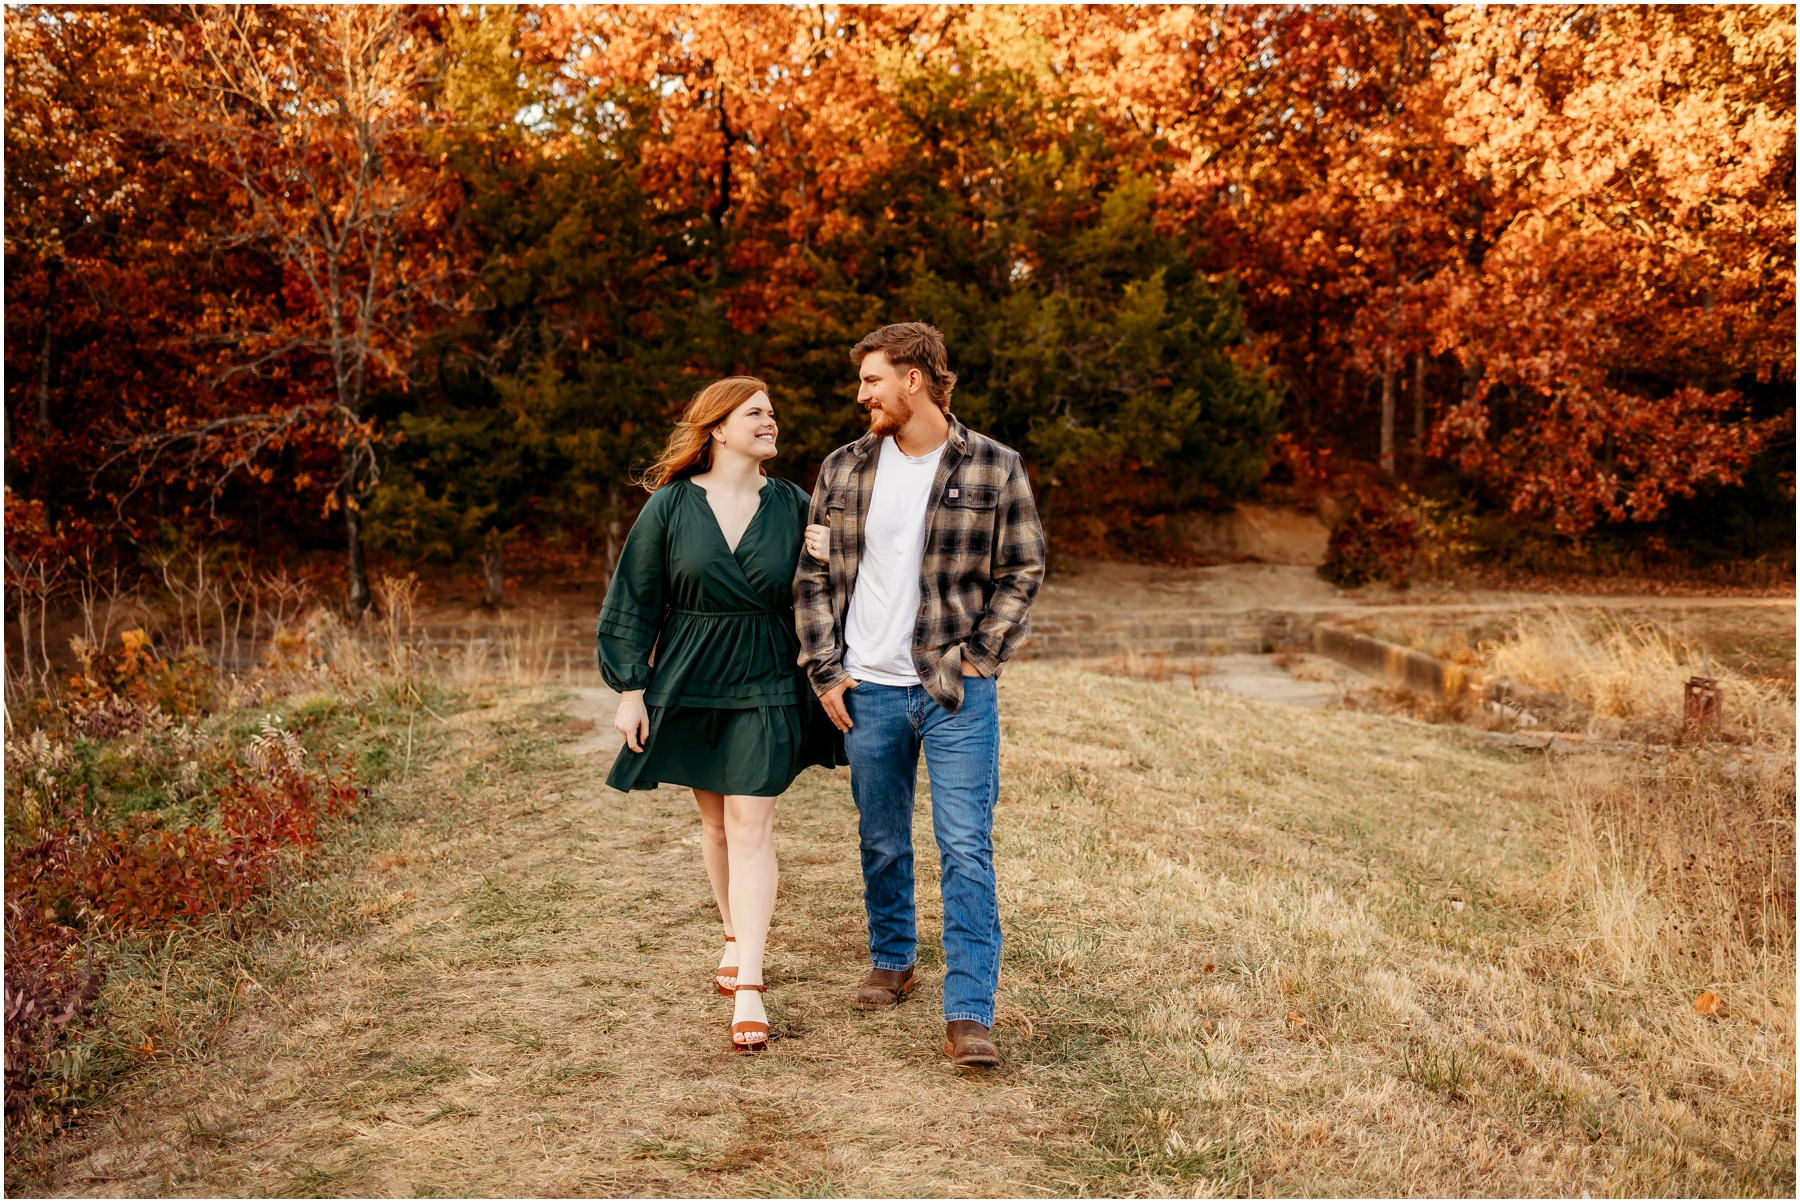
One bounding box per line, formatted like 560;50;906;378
866;392;914;437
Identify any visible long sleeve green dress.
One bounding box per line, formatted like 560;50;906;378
597;475;842;796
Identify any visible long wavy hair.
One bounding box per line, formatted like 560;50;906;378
637;376;771;492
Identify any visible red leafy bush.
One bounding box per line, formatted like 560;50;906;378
1322;490;1420;588
3;744;359;1131
3;915;105;1125
9;762;357;934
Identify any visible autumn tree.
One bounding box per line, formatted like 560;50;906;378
368;7;738;600
4;6;225;534
124;5;463;614
8;3;1791;588
1428;3;1793;532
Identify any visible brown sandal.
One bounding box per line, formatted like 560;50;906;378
730;983;769;1053
715;936;736;997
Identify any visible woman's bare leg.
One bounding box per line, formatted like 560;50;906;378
725;793;778;1038
693;789;734;974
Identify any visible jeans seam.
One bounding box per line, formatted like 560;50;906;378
944;1011;992;1024
871;958;915;972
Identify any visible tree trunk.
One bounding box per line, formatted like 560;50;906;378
1413;352;1428;449
342;488;370;618
1379;347;1397;475
14;588;31;698
36;259;59;431
603;489;625;592
482;531;505;609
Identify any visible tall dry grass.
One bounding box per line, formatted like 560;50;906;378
1485;607;1796;749
9;663;1794;1197
436;614;597;691
1552;754;1795;985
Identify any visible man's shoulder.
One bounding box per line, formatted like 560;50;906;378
816;440;868;482
954;423;1023;471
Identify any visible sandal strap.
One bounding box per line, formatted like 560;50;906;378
724;936;736;942
733;983;766;993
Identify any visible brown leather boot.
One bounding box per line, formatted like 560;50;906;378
854;965;916;1010
944;1020;1000;1067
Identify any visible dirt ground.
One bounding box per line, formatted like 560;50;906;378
25;665;1793;1197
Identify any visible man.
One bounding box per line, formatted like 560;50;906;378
793;321;1044;1068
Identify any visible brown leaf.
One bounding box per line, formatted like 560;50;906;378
1693;990;1721;1016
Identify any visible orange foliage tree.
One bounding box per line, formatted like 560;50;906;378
1038;2;1791;534
1428;4;1793;531
119;5;464;613
6;2;1793;590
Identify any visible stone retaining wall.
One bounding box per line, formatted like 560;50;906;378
1017;610;1313;660
1312;622;1591;728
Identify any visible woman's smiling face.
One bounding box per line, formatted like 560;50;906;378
713;390;778;462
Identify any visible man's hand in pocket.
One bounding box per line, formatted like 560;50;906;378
820;676;857;731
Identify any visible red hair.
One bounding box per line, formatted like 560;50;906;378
638;376;770;492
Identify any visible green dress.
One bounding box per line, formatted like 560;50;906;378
597;476;841;796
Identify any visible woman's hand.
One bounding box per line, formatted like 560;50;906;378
614;689;650;752
803;521;830;563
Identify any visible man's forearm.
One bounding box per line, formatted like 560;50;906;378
967;458;1045;673
966;575;1037;675
793;556;848;696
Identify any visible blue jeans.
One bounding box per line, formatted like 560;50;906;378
843;677;1002;1027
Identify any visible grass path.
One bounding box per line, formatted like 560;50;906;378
28;666;1794;1197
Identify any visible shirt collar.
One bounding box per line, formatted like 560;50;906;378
945;414;969;454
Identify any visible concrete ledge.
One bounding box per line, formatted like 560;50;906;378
1313;623;1477;698
1018;610;1313;660
1313;623;1592;728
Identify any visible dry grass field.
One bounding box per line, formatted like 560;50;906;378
12;663;1795;1197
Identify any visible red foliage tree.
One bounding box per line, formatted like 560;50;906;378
120;6;465;613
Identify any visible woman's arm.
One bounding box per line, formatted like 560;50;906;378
597;492;669;744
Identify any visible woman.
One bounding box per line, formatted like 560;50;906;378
597;376;837;1053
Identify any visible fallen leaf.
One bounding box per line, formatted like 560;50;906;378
1286;1010;1306;1027
1693;990;1721;1015
1202;963;1216;973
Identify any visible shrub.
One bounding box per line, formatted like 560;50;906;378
3;717;360;1135
67;628;214;718
1322;490;1420;587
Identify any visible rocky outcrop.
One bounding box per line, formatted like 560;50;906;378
1171;504;1329;567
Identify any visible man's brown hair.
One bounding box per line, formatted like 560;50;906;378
850;322;957;412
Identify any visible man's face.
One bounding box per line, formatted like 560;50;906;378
856;350;921;437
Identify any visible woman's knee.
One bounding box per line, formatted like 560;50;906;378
723;794;776;841
699;816;728;849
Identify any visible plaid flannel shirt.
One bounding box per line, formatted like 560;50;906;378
792;415;1045;712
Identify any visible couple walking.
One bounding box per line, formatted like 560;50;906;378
596;322;1044;1065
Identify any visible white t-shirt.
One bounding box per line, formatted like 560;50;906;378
843;436;945;686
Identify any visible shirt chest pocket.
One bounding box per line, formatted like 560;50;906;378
825;489;849;514
942;485;998;511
